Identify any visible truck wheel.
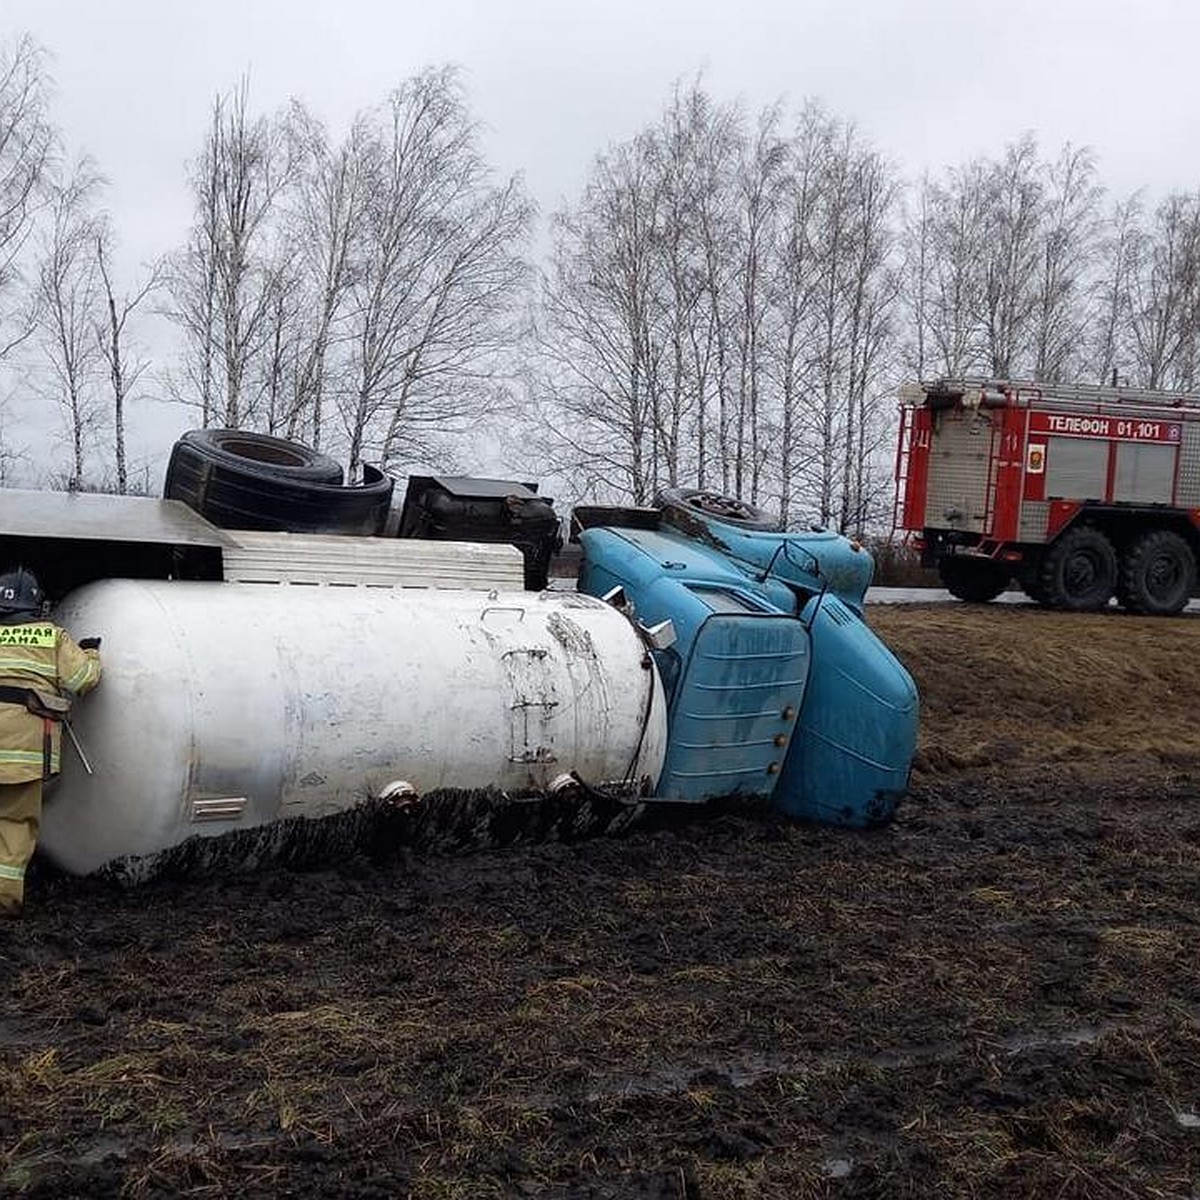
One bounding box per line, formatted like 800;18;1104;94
937;557;1010;603
1118;530;1196;616
655;487;782;532
1038;526;1117;612
165;432;394;537
168;429;345;485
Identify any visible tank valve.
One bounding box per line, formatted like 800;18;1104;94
379;780;420;808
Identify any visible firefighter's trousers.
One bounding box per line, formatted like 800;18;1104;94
0;778;41;915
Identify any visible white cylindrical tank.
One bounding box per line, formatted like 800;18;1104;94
42;580;667;875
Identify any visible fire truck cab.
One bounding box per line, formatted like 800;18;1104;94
895;378;1200;615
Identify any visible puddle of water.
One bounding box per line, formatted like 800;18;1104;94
0;1018;48;1048
824;1157;854;1179
582;1053;794;1103
76;1136;128;1166
1001;1024;1107;1053
73;1128;271;1168
515;1013;1196;1116
724;1053;793;1088
868;1041;955;1069
580;1023;1129;1107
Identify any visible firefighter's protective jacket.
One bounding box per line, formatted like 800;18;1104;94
0;623;101;782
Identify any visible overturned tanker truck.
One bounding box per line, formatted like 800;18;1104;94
5;430;918;878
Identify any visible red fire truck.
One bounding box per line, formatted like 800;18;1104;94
894;378;1200;615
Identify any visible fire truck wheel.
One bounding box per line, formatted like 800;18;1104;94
1039;526;1117;612
655;488;782;532
1117;530;1196;616
937;557;1010;603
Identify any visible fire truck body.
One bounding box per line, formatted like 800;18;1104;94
896;378;1200;614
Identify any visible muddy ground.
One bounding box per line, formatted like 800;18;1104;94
3;602;1200;1198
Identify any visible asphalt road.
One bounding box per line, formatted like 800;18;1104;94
866;586;1200;613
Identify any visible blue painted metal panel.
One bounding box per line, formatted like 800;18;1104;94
774;594;919;827
578;518;919;827
657;614;809;801
655;511;875;614
578;526;807;617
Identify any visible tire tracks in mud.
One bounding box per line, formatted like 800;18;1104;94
22;1007;1199;1181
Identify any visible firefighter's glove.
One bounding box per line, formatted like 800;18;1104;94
79;637;101;651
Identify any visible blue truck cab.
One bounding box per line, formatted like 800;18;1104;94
576;495;918;827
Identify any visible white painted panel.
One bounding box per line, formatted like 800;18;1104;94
1045;437;1107;500
222;531;525;590
1114;442;1175;504
925;415;994;532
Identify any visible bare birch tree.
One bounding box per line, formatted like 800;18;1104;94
536;86;898;525
899;173;934;380
691;103;742;494
1090;195;1140;386
917;162;990;376
840;146;899;535
338;69;532;470
798;123;897;532
165;101;222;425
769;104;831;526
1124;192;1200;389
281;105;366;447
536;134;664;502
1031;145;1102;382
166;79;298;428
166;70;529;469
36;158;103;486
95;227;158;493
0;34;54;360
908;138;1106;388
644;83;736;491
977;135;1044;376
731;106;786;501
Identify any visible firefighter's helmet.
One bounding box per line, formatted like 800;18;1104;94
0;566;45;622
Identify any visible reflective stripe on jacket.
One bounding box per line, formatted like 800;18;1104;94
0;623;101;782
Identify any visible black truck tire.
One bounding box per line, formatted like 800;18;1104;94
167;429;345;485
165;431;394;537
1038;525;1117;612
937;556;1010;603
656;487;782;532
1117;529;1196;616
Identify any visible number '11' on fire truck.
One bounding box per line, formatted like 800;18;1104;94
894;378;1200;616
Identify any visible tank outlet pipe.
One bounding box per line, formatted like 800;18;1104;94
379;780;420;808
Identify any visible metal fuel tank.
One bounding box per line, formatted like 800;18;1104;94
41;580;667;874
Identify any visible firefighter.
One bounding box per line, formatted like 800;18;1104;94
0;566;101;916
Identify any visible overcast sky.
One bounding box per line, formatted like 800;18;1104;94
6;0;1200;482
